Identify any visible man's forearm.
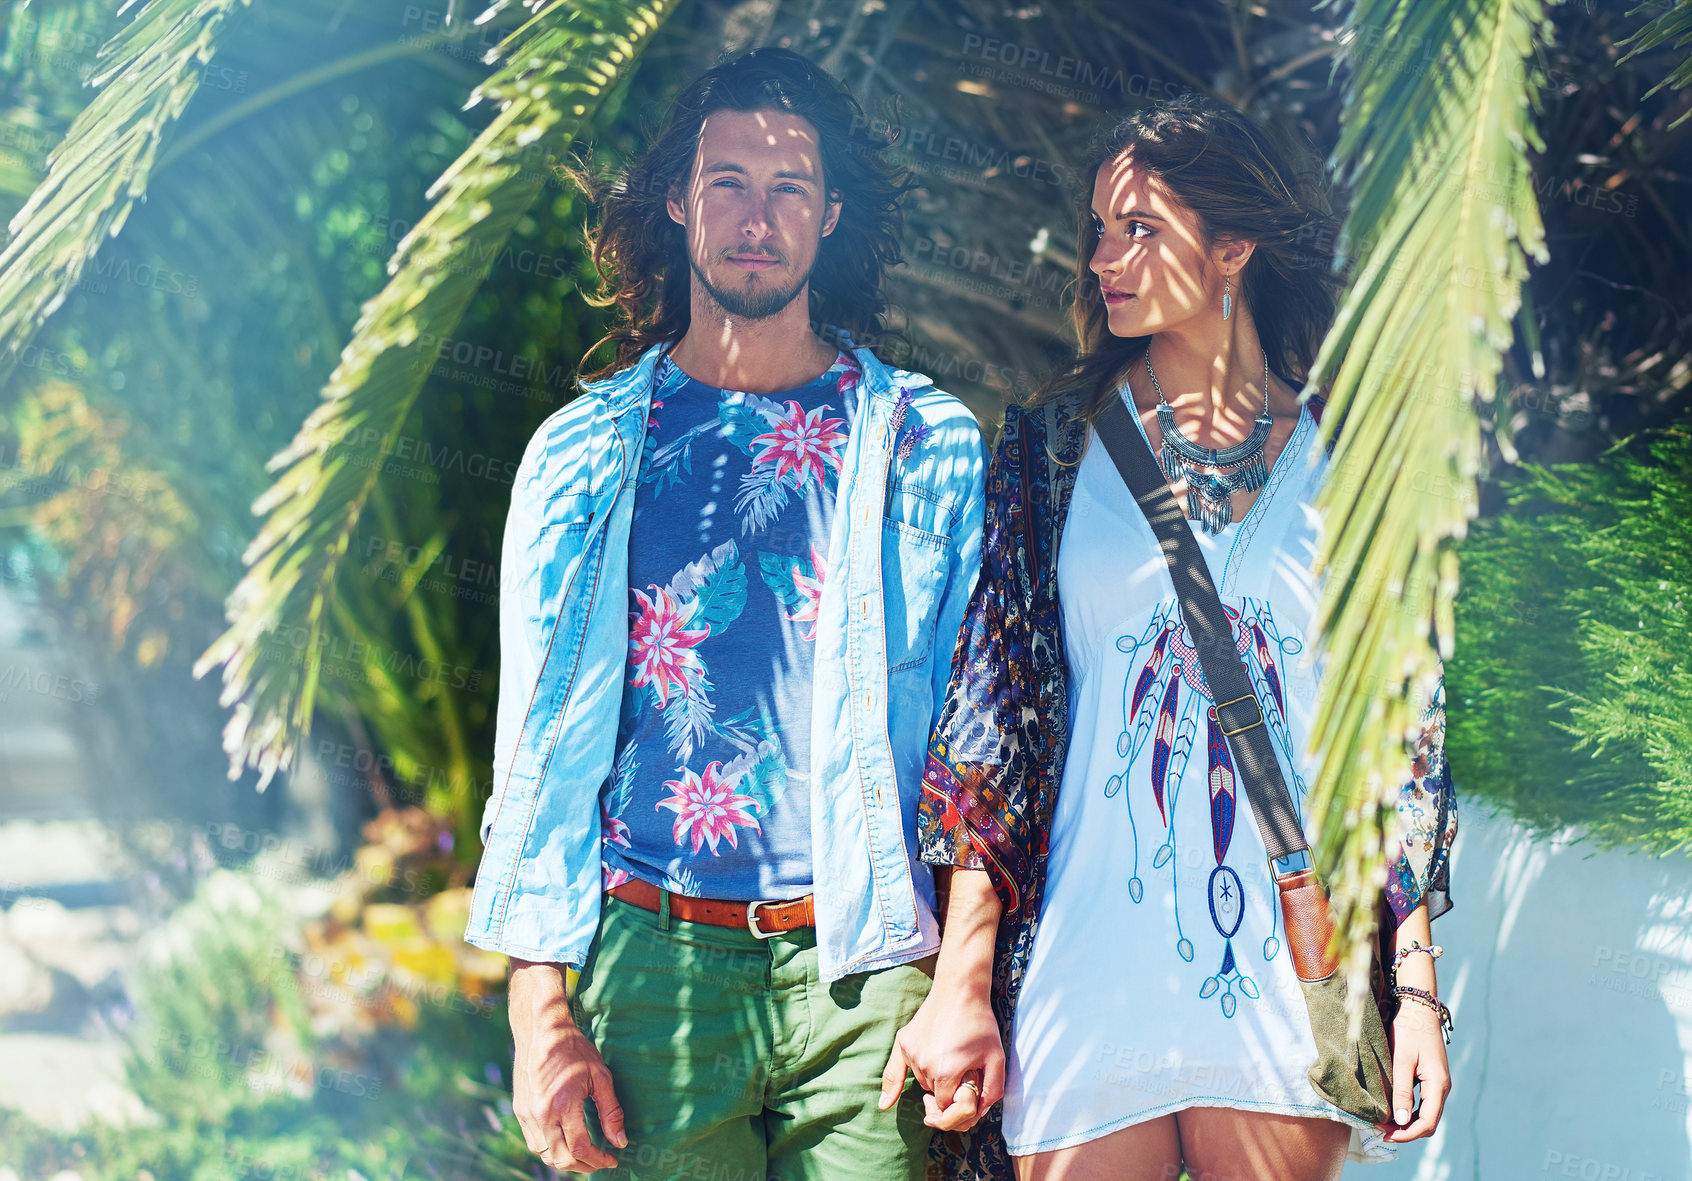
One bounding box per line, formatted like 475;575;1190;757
508;958;576;1046
932;867;1000;1001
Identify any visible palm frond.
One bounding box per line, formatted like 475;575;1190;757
0;0;254;380
1619;0;1692;124
194;0;678;787
1307;0;1551;1009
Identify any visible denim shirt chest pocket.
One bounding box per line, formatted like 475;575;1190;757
531;483;612;630
881;479;956;674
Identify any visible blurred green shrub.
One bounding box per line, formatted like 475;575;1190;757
1449;414;1692;850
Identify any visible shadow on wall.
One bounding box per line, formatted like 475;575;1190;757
1359;801;1692;1180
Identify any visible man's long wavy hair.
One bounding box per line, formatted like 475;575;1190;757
1033;96;1342;418
574;48;911;381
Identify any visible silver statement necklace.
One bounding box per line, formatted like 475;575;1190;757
1145;347;1272;535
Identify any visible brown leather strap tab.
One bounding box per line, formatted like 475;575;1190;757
607;878;816;935
1276;869;1339;982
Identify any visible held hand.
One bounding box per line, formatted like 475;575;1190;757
878;980;1005;1134
513;1012;628;1173
1376;1003;1450;1143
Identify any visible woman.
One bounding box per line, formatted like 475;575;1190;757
886;98;1459;1181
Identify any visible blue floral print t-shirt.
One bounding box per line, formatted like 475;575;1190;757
600;349;861;901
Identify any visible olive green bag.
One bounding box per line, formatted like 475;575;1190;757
1095;395;1393;1126
1274;869;1393;1124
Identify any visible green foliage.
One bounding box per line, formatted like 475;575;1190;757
0;0;653;839
0;3;124;209
119;878;313;1126
1307;0;1551;999
1449;417;1692;851
1620;0;1692;126
0;870;533;1181
195;0;680;796
0;3;418;823
0;0;256;383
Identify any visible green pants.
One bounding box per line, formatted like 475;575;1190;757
568;894;936;1181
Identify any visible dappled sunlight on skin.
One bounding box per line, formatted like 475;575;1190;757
665;108;841;395
1092;155;1213;332
1088;151;1304;525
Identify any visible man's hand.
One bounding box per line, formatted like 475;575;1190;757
879;978;1003;1132
877;867;1004;1133
509;959;627;1174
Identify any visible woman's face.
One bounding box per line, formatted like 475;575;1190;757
1087;151;1226;338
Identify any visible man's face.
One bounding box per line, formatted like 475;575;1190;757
667;108;842;321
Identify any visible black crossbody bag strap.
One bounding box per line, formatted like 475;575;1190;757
1092;394;1307;864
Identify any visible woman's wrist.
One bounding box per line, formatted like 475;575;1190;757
1389;938;1440;992
1390;941;1442;974
1392;984;1454;1042
1391;957;1437;992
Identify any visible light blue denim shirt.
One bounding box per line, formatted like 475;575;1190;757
464;342;987;982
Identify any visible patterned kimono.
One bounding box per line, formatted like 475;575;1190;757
915;392;1457;1181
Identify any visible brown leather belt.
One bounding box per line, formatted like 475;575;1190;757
607;878;815;939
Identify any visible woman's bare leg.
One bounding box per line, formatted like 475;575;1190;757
1011;1115;1183;1181
1175;1107;1351;1181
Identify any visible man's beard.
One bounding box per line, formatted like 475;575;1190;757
690;248;812;320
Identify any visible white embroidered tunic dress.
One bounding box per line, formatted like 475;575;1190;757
1001;391;1393;1161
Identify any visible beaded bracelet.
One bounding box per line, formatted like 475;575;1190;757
1390;941;1444;977
1392;985;1454;1045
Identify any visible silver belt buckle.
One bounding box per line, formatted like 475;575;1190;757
745;899;781;940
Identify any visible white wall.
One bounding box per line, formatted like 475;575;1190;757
1361;803;1692;1181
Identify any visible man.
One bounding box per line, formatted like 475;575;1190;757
463;48;987;1180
